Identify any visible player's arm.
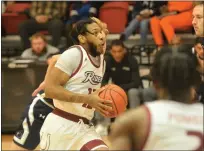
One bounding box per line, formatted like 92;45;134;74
44;50;113;115
45;65;87;103
110;107;148;150
44;50;89;103
32;54;61;96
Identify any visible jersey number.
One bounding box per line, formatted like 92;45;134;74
82;88;96;109
186;130;203;151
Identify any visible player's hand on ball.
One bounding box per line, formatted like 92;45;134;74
87;87;113;117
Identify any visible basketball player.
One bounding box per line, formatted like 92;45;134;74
110;45;203;150
10;17;109;150
39;18;112;150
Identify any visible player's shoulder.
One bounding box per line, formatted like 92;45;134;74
114;106;148;128
145;100;203;112
62;45;83;56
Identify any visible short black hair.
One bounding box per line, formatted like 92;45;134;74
69;18;96;44
111;39;125;48
151;45;201;102
195;37;204;46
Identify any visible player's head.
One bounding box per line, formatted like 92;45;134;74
110;40;126;63
192;3;204;37
151;45;201;103
70;18;106;56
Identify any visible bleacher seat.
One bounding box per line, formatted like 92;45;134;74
2;3;31;34
99;2;129;33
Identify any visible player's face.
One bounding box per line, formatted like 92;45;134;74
195;43;204;59
192;5;204;37
111;45;126;63
31;37;46;54
85;22;106;56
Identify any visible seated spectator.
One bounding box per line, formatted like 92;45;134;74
120;1;167;54
19;1;66;49
193;38;204;104
102;40;142;109
21;33;60;62
194;38;204;71
142;86;157;102
2;1;16;37
2;1;6;13
150;1;193;51
65;1;104;48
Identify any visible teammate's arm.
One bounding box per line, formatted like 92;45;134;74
110;107;148;150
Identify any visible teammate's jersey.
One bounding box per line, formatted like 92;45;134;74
54;45;105;120
143;101;203;150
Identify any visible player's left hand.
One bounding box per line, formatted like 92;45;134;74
32;81;45;96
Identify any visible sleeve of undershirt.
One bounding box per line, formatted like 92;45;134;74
55;47;81;76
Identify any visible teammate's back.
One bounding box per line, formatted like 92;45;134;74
110;45;204;150
144;100;203;150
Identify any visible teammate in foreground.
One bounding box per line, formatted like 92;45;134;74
40;18;112;150
10;17;109;150
110;45;203;150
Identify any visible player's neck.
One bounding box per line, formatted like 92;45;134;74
80;43;99;58
158;89;192;104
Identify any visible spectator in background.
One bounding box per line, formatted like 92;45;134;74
2;1;6;37
65;1;104;48
102;40;142;109
120;1;167;54
21;33;59;62
192;2;204;104
150;1;193;52
19;1;66;49
2;1;6;13
193;38;204;103
2;1;16;37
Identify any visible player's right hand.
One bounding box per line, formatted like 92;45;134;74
87;88;113;117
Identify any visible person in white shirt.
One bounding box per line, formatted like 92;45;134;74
40;18;112;150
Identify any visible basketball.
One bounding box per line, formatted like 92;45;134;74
99;84;128;118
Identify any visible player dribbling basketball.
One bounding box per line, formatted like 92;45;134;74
40;18;113;150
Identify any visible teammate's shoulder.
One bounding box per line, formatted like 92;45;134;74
144;100;170;110
116;106;148;125
191;102;203;110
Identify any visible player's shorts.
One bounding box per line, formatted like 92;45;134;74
13;92;54;150
40;108;108;150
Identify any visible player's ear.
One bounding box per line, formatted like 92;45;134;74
78;35;86;44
